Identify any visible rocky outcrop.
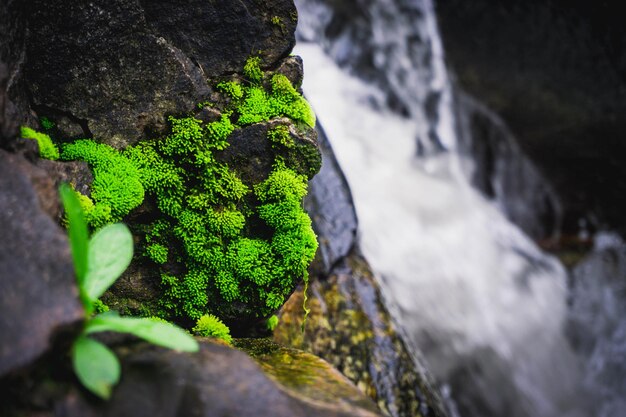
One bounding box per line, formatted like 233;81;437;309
435;0;626;238
274;251;449;417
23;0;297;147
305;124;358;276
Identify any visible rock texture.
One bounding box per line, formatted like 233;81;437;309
24;0;297;146
275;251;449;417
305;124;358;276
435;0;626;237
1;339;383;417
0;150;83;377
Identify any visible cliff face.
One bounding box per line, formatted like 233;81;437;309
435;0;626;238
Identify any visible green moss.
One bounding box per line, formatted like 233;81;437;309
59;57;319;327
268;125;294;148
217;81;244;101
146;243;168;264
267;315;279;331
193;314;233;344
221;65;316;129
61;140;144;228
244;56;263;84
20;126;59;160
39;116;55;131
93;299;109;314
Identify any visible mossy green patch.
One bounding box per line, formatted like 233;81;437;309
193;314;233;344
61;140;144;228
21;126;59;160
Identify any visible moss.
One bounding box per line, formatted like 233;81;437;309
267;314;279;331
244;56;263;84
61;140;144;228
20;126;59;160
193;314;233;344
60;57;319;327
220;64;316;129
39;116;55;131
93;299;109;314
217;81;244;101
268;125;294;148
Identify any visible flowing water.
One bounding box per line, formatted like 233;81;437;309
295;0;626;416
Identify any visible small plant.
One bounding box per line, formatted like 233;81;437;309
266;315;279;331
192;314;233;344
60;184;198;400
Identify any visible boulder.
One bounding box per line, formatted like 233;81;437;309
275;251;449;417
24;0;297;146
0;150;83;377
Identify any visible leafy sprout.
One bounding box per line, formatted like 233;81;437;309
59;184;198;400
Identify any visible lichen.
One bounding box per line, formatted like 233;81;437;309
20;126;59;160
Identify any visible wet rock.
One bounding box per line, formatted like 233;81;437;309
453;92;563;240
236;338;383;417
0;150;83;377
274;250;449;417
305;124;357;276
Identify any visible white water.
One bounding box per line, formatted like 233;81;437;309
297;42;591;417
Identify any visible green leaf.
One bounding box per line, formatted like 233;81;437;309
72;336;120;400
86;314;199;352
59;184;89;286
84;223;133;301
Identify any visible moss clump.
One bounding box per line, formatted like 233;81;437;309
268;125;294;148
39;117;55;131
20;126;59;160
193;314;233;344
61;140;145;228
218;61;316;129
134;116;317;321
267;315;279;331
244;56;264;84
59;58;319;328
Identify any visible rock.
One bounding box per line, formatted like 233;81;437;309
274;250;449;417
435;0;626;237
235;338;383;417
0;150;84;377
305;123;358;276
23;0;298;147
2;339;385;417
453;92;563;240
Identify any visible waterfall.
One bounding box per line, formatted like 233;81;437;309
294;0;617;416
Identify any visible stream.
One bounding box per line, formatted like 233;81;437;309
295;0;626;416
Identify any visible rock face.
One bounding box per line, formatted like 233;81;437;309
435;0;626;237
305;124;358;276
0;150;84;377
1;339;383;417
24;0;297;146
274;251;449;417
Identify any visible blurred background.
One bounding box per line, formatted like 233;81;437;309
293;1;626;416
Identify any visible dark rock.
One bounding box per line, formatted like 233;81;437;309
274;250;449;417
139;0;297;76
435;0;626;237
3;339;385;417
25;0;211;147
0;150;84;377
453;92;563;240
23;0;298;147
305;123;358;276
